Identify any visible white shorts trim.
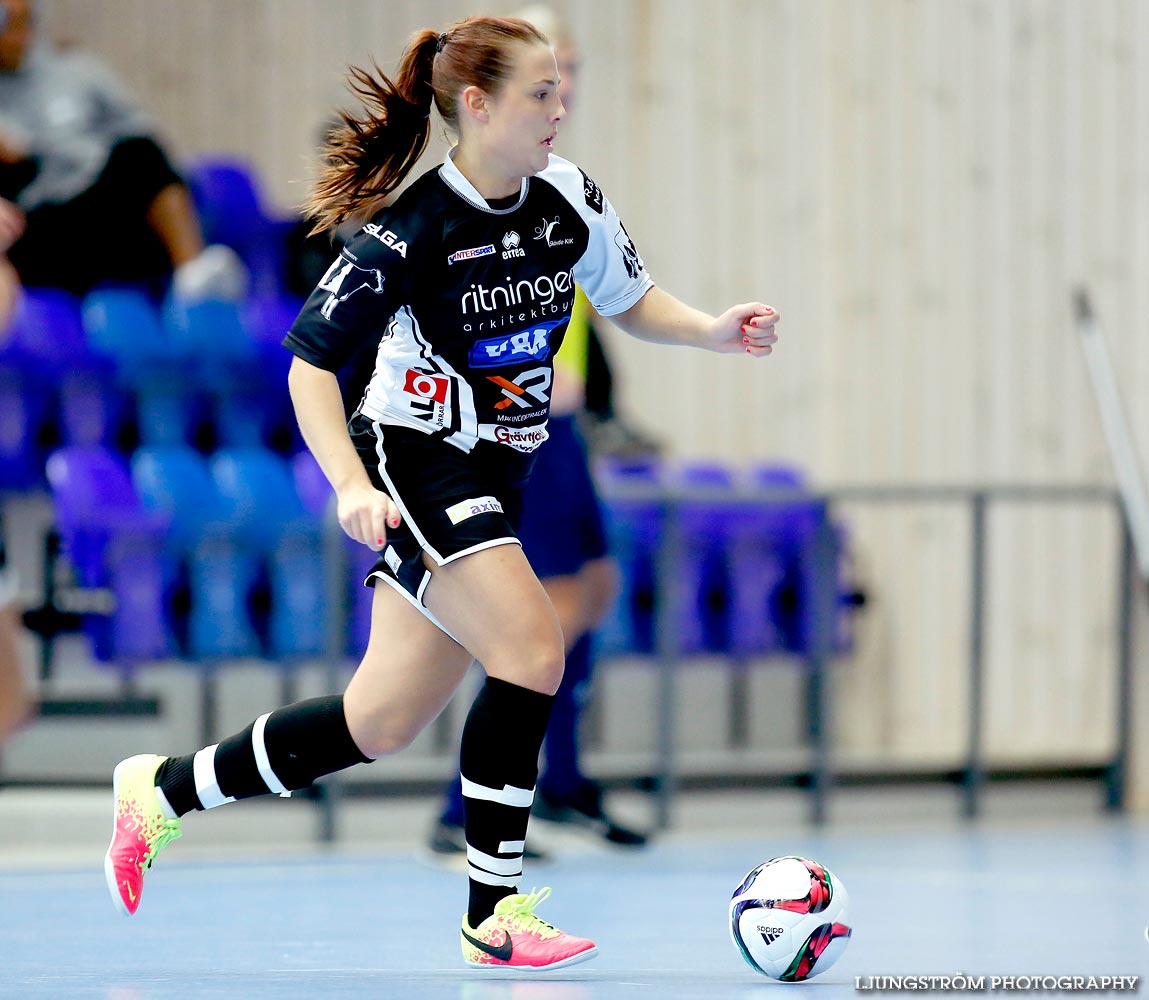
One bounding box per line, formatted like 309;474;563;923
366;569;462;644
437;536;521;567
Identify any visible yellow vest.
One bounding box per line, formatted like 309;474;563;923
553;285;591;386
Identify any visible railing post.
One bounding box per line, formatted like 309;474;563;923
805;502;838;825
653;491;680;831
1107;506;1134;812
317;497;350;844
963;491;989;819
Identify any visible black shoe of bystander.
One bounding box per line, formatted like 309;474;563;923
533;783;649;848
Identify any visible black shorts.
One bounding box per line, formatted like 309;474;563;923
349;415;535;632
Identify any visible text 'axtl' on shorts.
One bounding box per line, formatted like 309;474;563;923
349;414;536;636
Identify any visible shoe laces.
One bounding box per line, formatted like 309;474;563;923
142;819;182;870
502;887;559;939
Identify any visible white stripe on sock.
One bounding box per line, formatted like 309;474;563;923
252;712;291;797
467;864;520;888
193;745;235;810
460;775;534;808
498;839;525;854
154;785;178;821
466;845;524;877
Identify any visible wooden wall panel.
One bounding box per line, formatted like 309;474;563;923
33;0;1143;769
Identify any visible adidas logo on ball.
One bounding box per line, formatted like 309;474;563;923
757;926;784;945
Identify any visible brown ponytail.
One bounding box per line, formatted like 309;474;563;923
307;16;549;234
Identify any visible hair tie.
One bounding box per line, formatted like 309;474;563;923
436;32;448;54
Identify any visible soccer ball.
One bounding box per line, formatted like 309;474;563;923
729;855;852;981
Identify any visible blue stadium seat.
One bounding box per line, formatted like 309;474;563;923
186;157;288;298
9;287;126;448
162;297;290;448
292;450;373;656
0;360;48;490
83;288;206;446
131;445;263;661
211;447;325;658
45;446;171;662
593;455;664;655
667;460;736;655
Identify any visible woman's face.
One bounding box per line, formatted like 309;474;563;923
481;41;566;179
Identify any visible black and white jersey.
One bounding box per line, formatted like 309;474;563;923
284;152;653;454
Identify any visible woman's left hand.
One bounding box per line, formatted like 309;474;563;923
708;302;779;357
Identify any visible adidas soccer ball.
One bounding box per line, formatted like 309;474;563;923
729;855;852;981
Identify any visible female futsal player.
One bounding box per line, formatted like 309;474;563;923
104;16;779;971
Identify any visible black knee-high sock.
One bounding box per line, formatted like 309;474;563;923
460;676;555;927
155;695;371;817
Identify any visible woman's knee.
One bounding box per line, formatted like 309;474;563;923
485;630;566;695
341;697;424;759
345;716;419;759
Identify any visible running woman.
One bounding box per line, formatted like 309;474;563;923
104;16;779;972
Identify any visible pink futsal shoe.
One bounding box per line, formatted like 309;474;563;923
104;754;182;915
460;887;598;971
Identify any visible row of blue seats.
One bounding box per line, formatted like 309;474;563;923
592;457;860;659
0;286;305;490
44;441;859;668
45;443;372;665
0;154;308;491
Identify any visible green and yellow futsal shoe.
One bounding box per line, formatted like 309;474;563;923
104;754;181;916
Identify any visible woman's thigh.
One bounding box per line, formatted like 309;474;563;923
422;542;565;695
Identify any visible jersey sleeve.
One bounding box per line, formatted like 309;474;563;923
548;158;654;316
283;221;410;372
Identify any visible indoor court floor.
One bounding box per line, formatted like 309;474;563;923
1;784;1146;998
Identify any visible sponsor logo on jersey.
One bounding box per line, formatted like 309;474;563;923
361;223;408;258
501;230;525;260
400;368;450;428
487;367;552;411
493;424;549;452
449;244;496;265
445;495;504;525
318;256;386;320
534;216;574;248
615;222;643;280
402;369;449;404
580;169;605;214
468;317;564;368
461;268;575;315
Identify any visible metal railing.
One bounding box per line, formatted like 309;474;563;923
310;482;1132;838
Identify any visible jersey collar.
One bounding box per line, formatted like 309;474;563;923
439;149;529;215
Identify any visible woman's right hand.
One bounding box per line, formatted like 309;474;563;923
336;482;402;551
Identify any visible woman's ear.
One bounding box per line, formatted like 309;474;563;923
460;85;490;124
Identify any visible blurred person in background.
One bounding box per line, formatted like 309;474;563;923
0;531;30;745
428;4;650;861
0;185;31;740
0;193;22;331
0;0;244;301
